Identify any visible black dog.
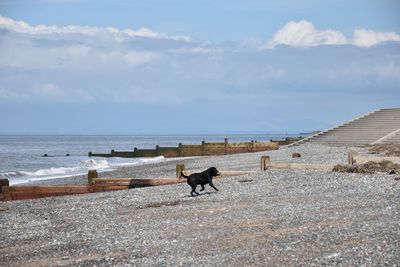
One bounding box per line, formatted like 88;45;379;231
181;167;220;196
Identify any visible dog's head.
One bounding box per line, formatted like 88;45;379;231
207;167;220;177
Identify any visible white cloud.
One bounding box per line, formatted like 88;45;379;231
170;46;224;54
123;51;159;67
100;86;185;105
0;82;99;103
34;83;66;98
327;63;400;81
267;20;400;48
352;29;400;47
267;20;347;48
0;15;191;42
0;16;399;109
376;63;400;78
61;45;90;57
0;35;160;70
0;88;24;100
0;16;178;71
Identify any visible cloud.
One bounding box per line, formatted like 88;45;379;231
0;15;191;41
170;46;224;54
61;45;90;57
0;33;160;71
34;83;65;98
0;88;24;100
123;51;159;67
0;84;67;102
352;29;400;47
267;20;400;48
0;15;399;112
267;20;347;48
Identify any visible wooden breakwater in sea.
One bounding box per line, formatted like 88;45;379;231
89;138;279;158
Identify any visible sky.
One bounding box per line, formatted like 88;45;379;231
0;0;399;134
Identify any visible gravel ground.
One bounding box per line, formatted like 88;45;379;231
1;144;399;266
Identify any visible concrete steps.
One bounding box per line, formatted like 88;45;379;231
293;108;400;146
384;134;400;143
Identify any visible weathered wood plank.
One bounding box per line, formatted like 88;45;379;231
91;184;129;192
6;192;81;200
93;171;249;187
1;170;250;201
182;170;249;178
1;186;11;201
0;185;92;201
88;170;98;185
214;171;250;178
93;178;180;186
267;163;336;170
7;185;91;193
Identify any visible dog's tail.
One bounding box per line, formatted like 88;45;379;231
180;171;189;178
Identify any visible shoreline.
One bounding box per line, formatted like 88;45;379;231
1;134;301;187
22;143;361;186
23;143;352;186
22;156;198;186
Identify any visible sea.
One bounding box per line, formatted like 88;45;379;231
0;134;299;185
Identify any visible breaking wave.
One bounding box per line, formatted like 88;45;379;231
1;156;165;185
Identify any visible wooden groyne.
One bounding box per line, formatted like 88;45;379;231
89;139;279;158
260;156;336;171
0;168;249;201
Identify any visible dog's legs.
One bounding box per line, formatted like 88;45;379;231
209;182;219;192
190;185;199;196
199;185;205;191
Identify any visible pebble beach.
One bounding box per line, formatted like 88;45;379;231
1;143;399;266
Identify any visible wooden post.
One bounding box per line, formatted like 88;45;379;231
202;141;206;156
224;138;228;155
0;179;9;193
261;156;270;171
176;164;185;178
348;151;358;165
88;170;98;185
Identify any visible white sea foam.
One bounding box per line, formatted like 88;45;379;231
112;156;165;166
82;159;111;170
1;156;166;185
19;167;81;177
